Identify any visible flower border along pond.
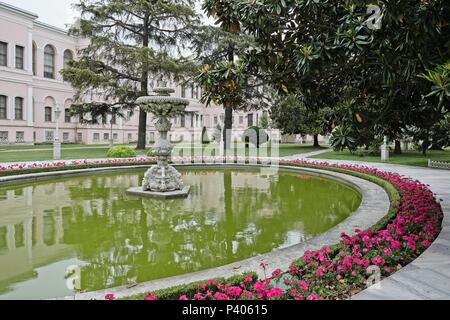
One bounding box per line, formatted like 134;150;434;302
0;158;443;300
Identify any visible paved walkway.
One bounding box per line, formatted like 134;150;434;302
283;148;333;160
285;152;450;300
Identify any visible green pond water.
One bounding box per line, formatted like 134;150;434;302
0;168;361;300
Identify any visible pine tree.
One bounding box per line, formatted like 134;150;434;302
62;0;199;149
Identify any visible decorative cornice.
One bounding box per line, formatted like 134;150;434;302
34;21;75;38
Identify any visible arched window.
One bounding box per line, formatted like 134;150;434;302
32;42;37;76
15;97;24;120
45;107;52;122
65;109;71;123
44;45;55;79
63;49;73;68
44;96;55;122
64;99;73;123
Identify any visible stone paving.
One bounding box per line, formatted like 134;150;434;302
283;148;333;160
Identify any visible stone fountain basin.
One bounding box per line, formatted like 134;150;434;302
126;186;190;199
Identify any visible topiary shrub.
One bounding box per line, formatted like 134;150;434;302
201;126;210;144
147;149;156;157
242;126;269;148
107;146;137;158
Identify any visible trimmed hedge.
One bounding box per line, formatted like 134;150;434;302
147;149;156;157
121;273;258;300
107;146;137;158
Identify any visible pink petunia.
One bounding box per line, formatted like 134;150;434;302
307;294;321;300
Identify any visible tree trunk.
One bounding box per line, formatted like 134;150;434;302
422;136;430;156
222;45;234;154
394;140;402;155
313;134;320;147
137;108;147;150
223;106;233;152
137;13;150;150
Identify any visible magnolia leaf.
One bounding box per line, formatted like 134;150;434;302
356;113;363;123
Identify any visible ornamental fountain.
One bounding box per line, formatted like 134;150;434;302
126;84;190;198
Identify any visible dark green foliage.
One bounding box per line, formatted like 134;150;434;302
270;95;332;138
330;127;357;152
207;0;450;151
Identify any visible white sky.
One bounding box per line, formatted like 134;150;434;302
2;0;212;30
2;0;78;29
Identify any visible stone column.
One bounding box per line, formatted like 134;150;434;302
25;218;33;259
27;28;33;74
7;96;14;120
27;85;33;126
7;225;15;252
54;107;62;160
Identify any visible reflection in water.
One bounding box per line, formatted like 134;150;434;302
0;168;361;299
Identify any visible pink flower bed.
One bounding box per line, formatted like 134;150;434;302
0;157;156;173
0;157;441;300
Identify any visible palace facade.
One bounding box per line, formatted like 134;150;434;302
0;1;269;146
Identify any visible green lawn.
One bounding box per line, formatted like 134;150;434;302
173;143;327;158
311;149;450;167
0;147;113;163
0;143;109;151
0;143;325;163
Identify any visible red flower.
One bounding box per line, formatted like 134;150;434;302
105;294;115;301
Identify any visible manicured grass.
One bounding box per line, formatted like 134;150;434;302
0;143;108;151
0;143;326;163
311;149;450;167
0;147;111;162
173;143;328;158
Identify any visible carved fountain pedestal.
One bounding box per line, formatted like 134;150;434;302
126;86;190;199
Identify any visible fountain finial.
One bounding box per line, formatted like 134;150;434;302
126;80;190;199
